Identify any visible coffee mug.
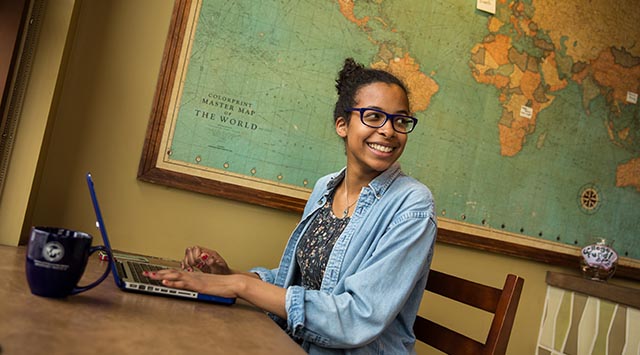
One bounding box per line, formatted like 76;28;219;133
26;226;111;298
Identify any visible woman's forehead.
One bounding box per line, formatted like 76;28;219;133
354;82;410;111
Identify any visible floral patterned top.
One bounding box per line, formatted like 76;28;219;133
295;196;350;290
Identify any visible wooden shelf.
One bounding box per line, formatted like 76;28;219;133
546;271;640;309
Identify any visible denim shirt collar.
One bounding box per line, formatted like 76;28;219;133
324;163;402;198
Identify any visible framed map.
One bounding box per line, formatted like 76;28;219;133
139;0;640;279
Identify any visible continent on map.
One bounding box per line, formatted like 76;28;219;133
617;158;640;192
337;0;439;114
531;0;640;61
372;55;439;113
573;48;640;141
571;47;640;191
469;0;640;193
530;1;640;194
469;2;558;157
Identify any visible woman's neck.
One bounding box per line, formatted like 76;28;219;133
343;163;382;191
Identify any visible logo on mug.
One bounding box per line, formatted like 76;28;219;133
42;241;65;262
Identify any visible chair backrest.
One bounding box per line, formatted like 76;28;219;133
414;270;524;355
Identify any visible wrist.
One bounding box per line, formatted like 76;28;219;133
232;274;251;298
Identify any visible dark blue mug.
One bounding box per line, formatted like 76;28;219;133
26;226;111;298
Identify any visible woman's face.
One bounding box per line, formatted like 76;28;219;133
336;82;410;180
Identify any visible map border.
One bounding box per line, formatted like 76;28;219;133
137;0;640;281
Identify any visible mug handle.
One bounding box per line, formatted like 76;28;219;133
70;246;112;295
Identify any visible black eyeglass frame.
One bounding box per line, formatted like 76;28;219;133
346;107;418;134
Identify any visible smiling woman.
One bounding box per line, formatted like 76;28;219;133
146;58;438;354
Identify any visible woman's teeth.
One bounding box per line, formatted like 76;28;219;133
368;143;393;153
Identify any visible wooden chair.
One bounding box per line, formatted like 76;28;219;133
414;270;524;355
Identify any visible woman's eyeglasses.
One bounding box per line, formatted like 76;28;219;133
346;108;418;134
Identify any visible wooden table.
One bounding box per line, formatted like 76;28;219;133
0;245;305;355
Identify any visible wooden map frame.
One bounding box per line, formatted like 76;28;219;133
138;0;640;281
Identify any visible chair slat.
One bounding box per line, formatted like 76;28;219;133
414;317;484;355
415;270;524;355
426;270;502;313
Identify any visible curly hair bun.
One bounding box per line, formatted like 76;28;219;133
332;57;408;123
335;58;364;96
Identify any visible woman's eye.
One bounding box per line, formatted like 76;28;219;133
395;117;409;127
364;111;385;121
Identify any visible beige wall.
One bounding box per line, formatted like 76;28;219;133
0;0;78;246
3;1;638;354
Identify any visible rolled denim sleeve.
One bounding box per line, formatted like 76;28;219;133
249;266;278;284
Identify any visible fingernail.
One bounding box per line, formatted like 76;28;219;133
196;262;204;268
187;267;193;272
201;254;209;260
143;271;148;276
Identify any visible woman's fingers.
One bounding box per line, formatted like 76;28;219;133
195;252;208;270
144;269;189;288
144;268;210;293
186;246;200;265
144;268;177;279
181;246;203;271
179;246;229;274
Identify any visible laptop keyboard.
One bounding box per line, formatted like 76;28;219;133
129;262;168;286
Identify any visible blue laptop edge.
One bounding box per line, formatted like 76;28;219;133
86;172;235;305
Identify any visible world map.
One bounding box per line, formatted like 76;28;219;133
166;0;639;260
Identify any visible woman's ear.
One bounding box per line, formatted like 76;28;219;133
335;117;348;138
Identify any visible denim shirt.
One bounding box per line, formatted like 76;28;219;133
251;163;437;354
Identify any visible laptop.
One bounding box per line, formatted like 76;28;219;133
86;172;235;305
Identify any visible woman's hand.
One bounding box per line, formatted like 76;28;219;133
143;269;239;298
144;268;288;319
181;246;231;274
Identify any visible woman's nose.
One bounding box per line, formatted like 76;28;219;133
377;118;395;136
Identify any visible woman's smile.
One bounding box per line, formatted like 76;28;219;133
367;142;395;154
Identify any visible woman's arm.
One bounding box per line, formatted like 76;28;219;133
144;269;288;319
149;244;287;317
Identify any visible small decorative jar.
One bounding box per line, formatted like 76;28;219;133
580;238;618;281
